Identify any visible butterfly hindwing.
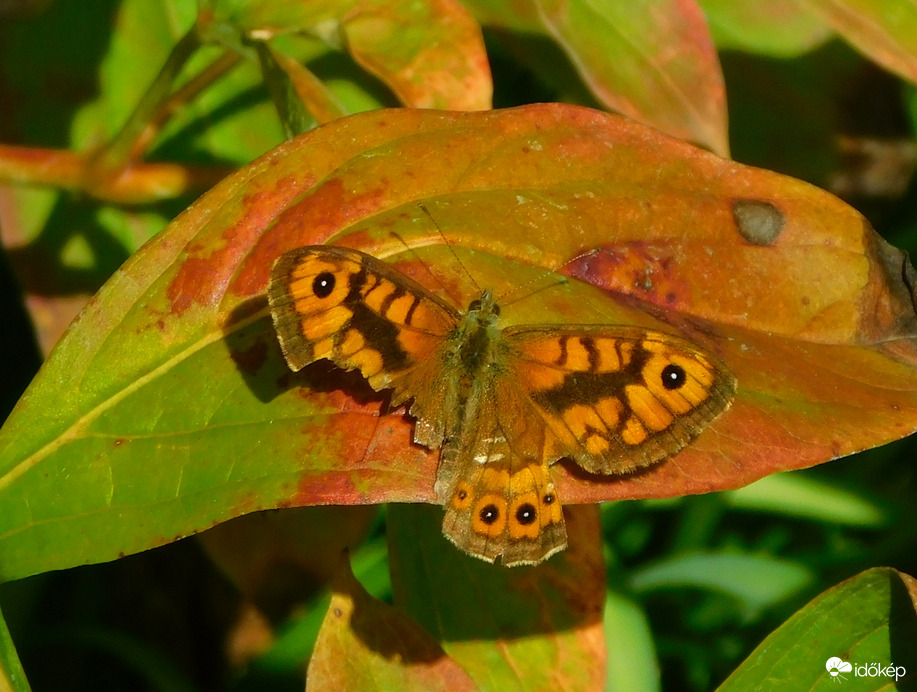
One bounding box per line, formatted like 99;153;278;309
440;389;566;566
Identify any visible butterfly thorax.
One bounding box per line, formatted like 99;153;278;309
453;289;504;378
438;289;508;430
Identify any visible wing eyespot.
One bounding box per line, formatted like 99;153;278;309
515;503;537;526
313;272;336;298
479;504;500;525
661;363;686;390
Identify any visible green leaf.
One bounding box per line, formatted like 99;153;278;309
722;472;888;527
718;567;917;690
0;603;30;692
698;0;833;57
467;0;728;154
630;553;814;619
804;0;917;85
604;589;660;692
387;504;607;690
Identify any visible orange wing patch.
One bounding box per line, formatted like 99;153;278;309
269;245;458;394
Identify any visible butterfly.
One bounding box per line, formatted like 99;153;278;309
267;245;736;566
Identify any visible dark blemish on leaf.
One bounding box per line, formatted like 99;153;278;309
732;199;785;246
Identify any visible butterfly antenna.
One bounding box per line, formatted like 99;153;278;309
417;202;481;293
386;229;461;306
499;247;599;309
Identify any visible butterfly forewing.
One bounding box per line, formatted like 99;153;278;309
268;246;460;402
504;326;737;475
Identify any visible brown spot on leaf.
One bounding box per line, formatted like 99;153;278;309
732;199;785;246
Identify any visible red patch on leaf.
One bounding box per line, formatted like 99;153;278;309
167;177;307;316
565;243;690;308
235;178;389;298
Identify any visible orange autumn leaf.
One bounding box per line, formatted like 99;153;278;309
204;0;492;111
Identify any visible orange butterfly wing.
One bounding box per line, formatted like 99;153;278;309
268;245;460;446
505;326;737;474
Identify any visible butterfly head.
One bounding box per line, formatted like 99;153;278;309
466;289;501;324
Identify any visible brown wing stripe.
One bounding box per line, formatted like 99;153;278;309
533;343;650;411
404;293;422;326
582;336;600;372
555;335;569;367
341;266;412;372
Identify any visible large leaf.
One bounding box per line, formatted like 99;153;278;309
0;104;915;581
719;567;917;690
387;504;607;690
466;0;728;154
